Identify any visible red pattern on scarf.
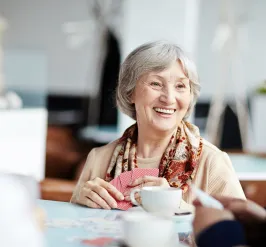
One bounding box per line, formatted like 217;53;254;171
105;121;203;193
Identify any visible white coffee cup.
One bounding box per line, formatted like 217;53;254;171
130;186;182;216
122;211;176;247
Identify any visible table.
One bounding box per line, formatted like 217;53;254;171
39;200;193;247
229;154;266;181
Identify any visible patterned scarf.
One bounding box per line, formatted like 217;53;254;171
105;121;203;193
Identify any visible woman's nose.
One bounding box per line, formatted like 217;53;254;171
159;87;176;104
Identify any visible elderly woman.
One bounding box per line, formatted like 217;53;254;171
71;41;245;210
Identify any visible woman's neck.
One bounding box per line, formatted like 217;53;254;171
136;126;176;159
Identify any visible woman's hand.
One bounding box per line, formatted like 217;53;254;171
124;176;169;201
214;196;266;223
193;203;235;237
78;177;124;210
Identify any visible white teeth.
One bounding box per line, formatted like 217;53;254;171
154;108;175;114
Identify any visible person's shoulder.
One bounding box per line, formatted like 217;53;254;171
201;138;223;155
89;139;120;159
200;138;229;164
83;139;120;178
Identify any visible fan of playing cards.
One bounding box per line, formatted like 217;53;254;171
110;168;159;210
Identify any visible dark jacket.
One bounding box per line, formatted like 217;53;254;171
197;219;266;247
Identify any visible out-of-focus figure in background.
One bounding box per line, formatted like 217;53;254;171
0;173;45;247
193;195;266;247
0;15;22;109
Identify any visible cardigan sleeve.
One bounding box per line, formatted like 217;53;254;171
70;148;97;203
207;151;246;199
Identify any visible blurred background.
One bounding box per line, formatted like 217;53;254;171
0;0;266;204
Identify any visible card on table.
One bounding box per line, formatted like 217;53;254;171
81;237;114;246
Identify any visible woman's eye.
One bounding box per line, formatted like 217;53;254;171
150;81;162;87
176;83;185;89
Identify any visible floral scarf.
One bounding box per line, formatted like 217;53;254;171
105;121;203;193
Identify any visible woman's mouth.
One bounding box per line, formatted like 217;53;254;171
153;107;176;115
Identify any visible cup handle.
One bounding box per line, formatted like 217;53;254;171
130;188;141;206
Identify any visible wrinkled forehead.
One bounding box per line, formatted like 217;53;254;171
138;59;188;82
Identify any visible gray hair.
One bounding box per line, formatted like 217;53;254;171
116;41;201;120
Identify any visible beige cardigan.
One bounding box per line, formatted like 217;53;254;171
71;138;245;209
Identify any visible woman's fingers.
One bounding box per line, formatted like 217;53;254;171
82;178;124;209
86;188;112;210
141;182;157;187
123;182;154;197
91;185;117;209
79;188;103;208
124;177;169;201
130;176;159;187
84;198;100;209
78;190;100;209
102;181;124;201
94;178;124;201
125;192;141;202
124;191;141;201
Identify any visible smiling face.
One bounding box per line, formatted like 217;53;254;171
132;60;191;134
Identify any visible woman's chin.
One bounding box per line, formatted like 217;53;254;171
150;122;176;133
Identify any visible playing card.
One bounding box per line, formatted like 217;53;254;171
119;171;133;190
122;182;134;196
81;237;114;246
131;168;159;181
123;168;160;202
109;177;122;193
116;200;132;211
109;168;160;211
110;175;133;210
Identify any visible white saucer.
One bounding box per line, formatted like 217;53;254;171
173;213;193;222
173;209;194;222
127;207;193;222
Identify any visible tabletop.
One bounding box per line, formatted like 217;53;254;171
39;200;193;247
229;154;266;180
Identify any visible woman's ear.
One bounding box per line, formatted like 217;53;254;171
190;93;194;105
184;94;194;119
131;91;135;104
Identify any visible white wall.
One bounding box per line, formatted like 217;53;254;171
2;0;265;100
118;0;200;132
121;0;186;59
0;109;47;181
196;0;266;101
4;50;47;93
1;0;104;96
121;0;201;59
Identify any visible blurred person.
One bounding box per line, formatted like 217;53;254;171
0;174;44;247
193;196;266;247
71;41;245;210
